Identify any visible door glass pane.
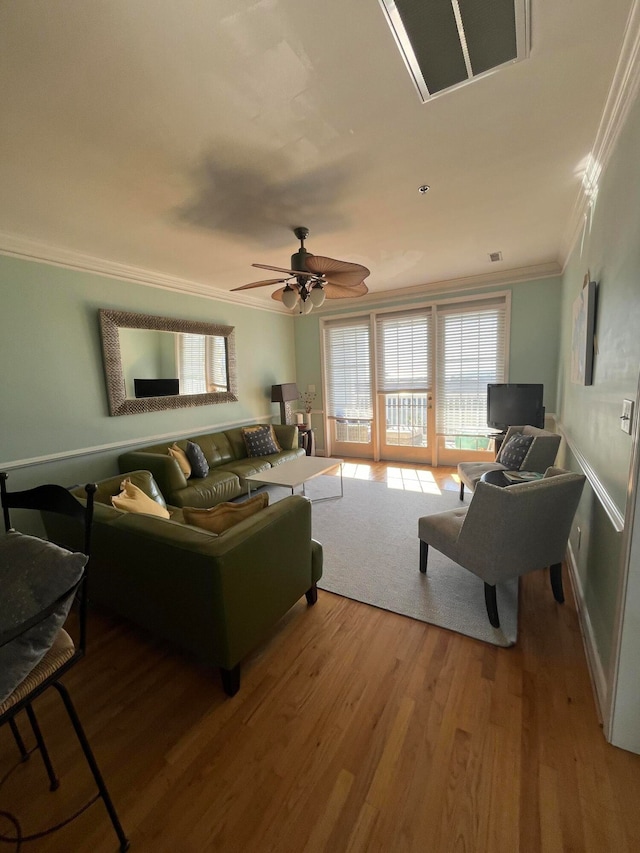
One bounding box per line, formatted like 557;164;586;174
383;393;428;447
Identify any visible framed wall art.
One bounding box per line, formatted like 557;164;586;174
570;274;597;385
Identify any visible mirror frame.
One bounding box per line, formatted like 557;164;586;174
99;308;238;416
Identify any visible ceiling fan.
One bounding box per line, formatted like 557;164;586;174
231;226;370;313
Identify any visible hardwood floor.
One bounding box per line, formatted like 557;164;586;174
2;460;640;852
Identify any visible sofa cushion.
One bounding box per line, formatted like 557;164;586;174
0;531;87;705
497;434;533;469
168;470;241;509
242;425;281;457
186;441;209;478
112;478;171;519
168;443;191;477
183;493;269;534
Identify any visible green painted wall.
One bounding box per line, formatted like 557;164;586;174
556;88;640;671
294;276;562;451
0;255;296;489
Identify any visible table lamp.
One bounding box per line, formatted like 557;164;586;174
271;383;299;425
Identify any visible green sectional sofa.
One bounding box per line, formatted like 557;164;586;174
44;470;322;696
118;423;304;508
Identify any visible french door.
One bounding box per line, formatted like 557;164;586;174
375;309;435;464
322;294;507;464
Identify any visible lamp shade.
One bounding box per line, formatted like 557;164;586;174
271;383;299;403
282;286;299;310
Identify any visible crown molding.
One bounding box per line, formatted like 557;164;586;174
312;260;562;314
0;229;561;316
0;231;287;314
561;0;640;266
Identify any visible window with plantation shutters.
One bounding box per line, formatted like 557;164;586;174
375;309;432;392
323;318;372;421
178;334;228;395
435;298;506;435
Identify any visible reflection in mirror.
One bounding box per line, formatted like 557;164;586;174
99;309;237;416
118;328;230;398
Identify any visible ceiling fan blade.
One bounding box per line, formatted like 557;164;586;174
230;278;287;291
271;287;286;302
253;263;315;278
305;255;370;281
323;281;369;299
322;270;369;288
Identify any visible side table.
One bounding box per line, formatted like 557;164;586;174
297;426;315;456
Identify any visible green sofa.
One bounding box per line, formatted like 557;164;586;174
44;471;322;696
118;423;304;508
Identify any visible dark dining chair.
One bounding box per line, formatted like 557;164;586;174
0;472;129;851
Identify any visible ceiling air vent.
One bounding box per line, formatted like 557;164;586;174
379;0;530;103
489;251;503;262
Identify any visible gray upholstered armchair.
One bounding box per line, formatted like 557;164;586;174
457;425;561;500
418;467;586;628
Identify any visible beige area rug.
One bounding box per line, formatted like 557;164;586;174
267;475;518;647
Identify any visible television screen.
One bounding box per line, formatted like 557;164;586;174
486;383;544;431
134;378;180;398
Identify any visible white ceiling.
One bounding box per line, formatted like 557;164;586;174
0;1;634;310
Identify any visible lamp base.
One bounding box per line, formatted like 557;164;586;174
279;401;295;425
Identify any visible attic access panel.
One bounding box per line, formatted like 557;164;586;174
379;0;531;102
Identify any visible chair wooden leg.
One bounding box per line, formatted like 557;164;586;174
220;664;241;698
484;583;500;628
52;682;130;852
459;481;465;501
305;583;318;605
25;703;59;791
419;540;428;573
9;717;29;762
550;562;564;603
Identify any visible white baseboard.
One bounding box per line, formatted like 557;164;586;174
566;542;610;727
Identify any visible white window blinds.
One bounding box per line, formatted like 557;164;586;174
375;309;432;392
178;334;228;394
323;318;372;420
435;297;506;434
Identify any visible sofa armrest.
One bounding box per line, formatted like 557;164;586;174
119;450;187;499
273;424;298;450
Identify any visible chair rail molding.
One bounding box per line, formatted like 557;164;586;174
556;422;625;532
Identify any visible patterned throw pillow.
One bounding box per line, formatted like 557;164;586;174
183;493;269;534
167;443;191;477
185;440;209;478
242;425;281;457
497;434;533;470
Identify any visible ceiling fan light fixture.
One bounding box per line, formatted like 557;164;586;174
282;285;299;310
302;298;314;315
309;284;326;308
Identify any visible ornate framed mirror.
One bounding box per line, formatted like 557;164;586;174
99;309;238;416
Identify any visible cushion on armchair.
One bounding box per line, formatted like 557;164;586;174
496;434;533;470
0;532;87;705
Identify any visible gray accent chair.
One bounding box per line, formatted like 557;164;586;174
457;425;561;500
418;467;586;628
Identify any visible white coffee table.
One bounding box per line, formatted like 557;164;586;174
246;456;344;502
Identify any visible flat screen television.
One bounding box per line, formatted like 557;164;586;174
486;383;544;431
134;378;180;398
